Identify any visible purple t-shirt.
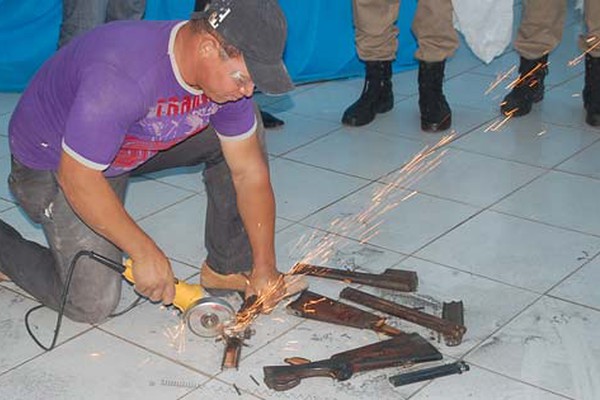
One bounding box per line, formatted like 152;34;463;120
9;20;256;176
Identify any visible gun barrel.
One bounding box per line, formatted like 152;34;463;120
388;361;470;387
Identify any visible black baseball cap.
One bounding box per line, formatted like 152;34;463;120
191;0;294;95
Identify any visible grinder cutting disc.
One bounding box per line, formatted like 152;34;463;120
184;297;236;337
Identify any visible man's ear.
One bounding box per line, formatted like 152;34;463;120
198;34;219;58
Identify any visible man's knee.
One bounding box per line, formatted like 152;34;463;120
63;278;122;324
64;293;120;324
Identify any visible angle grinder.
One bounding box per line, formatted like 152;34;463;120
90;252;235;338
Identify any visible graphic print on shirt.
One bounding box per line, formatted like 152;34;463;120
109;92;220;173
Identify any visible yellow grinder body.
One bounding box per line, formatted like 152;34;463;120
122;259;235;337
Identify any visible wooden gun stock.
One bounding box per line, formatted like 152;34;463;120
263;333;442;391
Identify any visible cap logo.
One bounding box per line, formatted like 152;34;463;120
208;7;231;29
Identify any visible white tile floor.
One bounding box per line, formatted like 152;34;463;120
2;8;600;400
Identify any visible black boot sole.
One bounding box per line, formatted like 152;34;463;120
500;92;544;117
421;114;452;132
342;112;374;127
586;111;600;127
501;102;534;117
342;101;394;127
260;111;285;129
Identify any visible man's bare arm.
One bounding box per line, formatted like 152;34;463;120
57;151;175;304
219;131;278;291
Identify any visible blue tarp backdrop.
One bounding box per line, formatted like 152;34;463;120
0;0;418;92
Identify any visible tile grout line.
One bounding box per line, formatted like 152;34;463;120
96;326;215;378
139;174;205;195
133;192;199;223
490;207;600;240
448;129;600;173
457;246;600;368
0;323;97;379
408;357;577;400
269;124;345;159
274;112;498;227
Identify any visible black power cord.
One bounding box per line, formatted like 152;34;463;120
24;250;142;351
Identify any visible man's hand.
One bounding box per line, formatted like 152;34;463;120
130;246;175;305
245;268;285;313
245;266;309;313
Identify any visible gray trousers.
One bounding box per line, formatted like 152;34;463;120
59;0;146;47
352;0;458;62
1;118;264;324
515;0;600;59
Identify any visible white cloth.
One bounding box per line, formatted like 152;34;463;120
451;0;514;64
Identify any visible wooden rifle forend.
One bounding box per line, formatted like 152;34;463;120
286;290;402;336
292;264;418;292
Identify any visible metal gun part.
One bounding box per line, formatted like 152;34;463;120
340;287;466;346
388;361;470;387
221;295;258;370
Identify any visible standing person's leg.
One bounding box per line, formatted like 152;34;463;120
514;0;567;60
106;0;146;22
1;157;126;323
412;0;458;62
353;0;400;61
582;0;600;127
342;0;399;127
582;0;600;58
132;107;267;275
58;0;110;48
412;0;457;132
501;0;567;116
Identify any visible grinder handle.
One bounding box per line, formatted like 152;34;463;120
121;259;205;313
90;252;205;313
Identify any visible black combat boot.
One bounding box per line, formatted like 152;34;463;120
500;55;548;117
342;61;393;126
418;60;451;132
583;54;600;127
260;110;285;129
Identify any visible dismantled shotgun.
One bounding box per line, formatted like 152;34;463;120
340;287;466;346
220;295;258;370
292;263;418;292
286;290;402;336
263;332;442;391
